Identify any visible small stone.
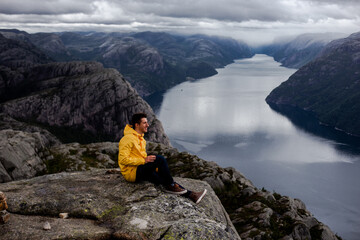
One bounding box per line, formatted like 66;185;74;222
0;201;8;211
0;211;10;224
0;192;5;200
43;221;51;230
106;169;121;174
0;192;8;211
59;213;69;219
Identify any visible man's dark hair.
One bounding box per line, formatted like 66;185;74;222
131;113;147;128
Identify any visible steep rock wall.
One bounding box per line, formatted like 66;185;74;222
0;62;170;145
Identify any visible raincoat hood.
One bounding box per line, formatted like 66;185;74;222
124;124;143;137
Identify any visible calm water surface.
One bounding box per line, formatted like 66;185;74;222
157;54;360;240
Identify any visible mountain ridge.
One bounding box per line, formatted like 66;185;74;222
259;32;346;68
0;29;254;97
266;31;360;136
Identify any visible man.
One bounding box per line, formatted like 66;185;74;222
118;113;207;204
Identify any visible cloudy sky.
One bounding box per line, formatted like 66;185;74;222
0;0;359;46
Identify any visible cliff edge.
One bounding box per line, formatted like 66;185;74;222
0;169;240;240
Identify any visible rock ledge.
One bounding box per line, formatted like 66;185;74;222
0;169;240;240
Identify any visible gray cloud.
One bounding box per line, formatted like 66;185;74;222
114;0;291;22
0;0;359;46
0;0;95;15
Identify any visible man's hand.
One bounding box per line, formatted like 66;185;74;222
145;155;156;163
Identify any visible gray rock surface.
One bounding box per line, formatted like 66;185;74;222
0;113;61;146
0;128;116;182
0;115;62;183
0;129;52;182
0;136;341;239
46;142;118;173
0;169;240;240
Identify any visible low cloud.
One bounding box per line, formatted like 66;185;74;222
0;0;359;46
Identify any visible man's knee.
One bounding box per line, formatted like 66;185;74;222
155;155;166;164
155;155;167;166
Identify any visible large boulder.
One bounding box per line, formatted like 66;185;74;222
0;127;118;183
0;129;53;182
0;169;240;240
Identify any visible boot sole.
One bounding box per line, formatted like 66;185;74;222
163;189;188;195
195;189;207;204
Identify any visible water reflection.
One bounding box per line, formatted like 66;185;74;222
268;103;360;157
159;54;360;163
157;54;360;239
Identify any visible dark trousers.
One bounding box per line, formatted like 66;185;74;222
136;155;174;186
136;155;192;197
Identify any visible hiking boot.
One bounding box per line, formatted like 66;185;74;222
164;183;187;195
189;189;207;204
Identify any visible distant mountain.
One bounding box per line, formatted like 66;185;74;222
0;32;169;145
133;32;252;68
260;33;346;68
0;30;253;96
0;32;52;69
0;33;53;102
266;32;360;136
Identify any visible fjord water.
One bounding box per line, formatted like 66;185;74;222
157;54;360;239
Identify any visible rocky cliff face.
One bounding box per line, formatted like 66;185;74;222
0;32;52;70
261;33;345;68
0;169;240;240
266;31;360;136
0;61;170;145
0;33;53;101
98;36;167;96
0;29;70;61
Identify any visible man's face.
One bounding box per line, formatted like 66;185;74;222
135;118;149;134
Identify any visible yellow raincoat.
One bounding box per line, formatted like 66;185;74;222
118;124;147;182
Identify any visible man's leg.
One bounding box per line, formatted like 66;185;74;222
136;155;174;185
136;155;186;194
149;156;207;202
151;155;207;202
153;155;174;185
136;161;162;185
